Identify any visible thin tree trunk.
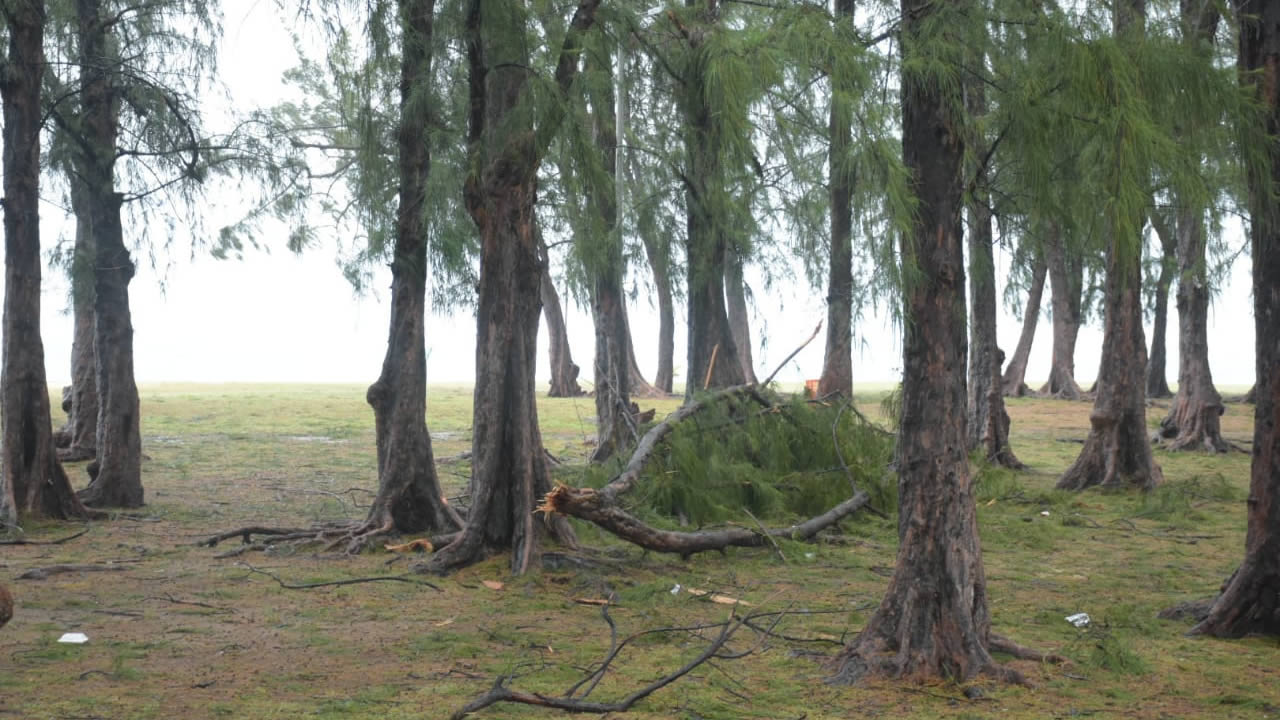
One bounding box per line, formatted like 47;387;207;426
724;252;758;384
830;0;1016;683
818;0;856;401
424;0;597;575
641;232;675;394
1002;252;1045;396
0;0;90;526
621;301;662;397
59;178;98;462
1042;224;1084;399
1146;213;1175;398
541;259;583;397
1189;0;1280;636
76;0;143;508
362;0;458;538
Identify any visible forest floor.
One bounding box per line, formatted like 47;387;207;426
1;383;1277;719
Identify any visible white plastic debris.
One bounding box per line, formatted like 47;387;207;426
804;553;816;560
1065;613;1091;628
57;632;89;644
1040;511;1051;517
670;583;682;595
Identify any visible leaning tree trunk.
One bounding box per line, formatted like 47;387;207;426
724;252;758;384
1042;225;1084;399
75;0;143;508
424;0;597;575
0;0;90;526
818;0;856;401
1159;209;1228;452
362;0;458;539
640;232;675;394
1057;240;1164;490
1146;215;1175;399
829;0;1017;683
59;177;98;462
966;73;1021;468
1002;252;1046;397
540;259;583;397
621;302;662;398
1189;0;1280;636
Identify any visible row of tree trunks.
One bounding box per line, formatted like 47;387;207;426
73;0;143;509
1189;0;1280;637
1001;252;1046;397
1145;210;1176;399
830;0;1016;683
817;0;856;402
361;0;458;540
1042;223;1085;399
0;0;90;526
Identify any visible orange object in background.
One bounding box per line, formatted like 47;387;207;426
804;379;820;398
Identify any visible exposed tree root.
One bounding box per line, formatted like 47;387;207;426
199;521;460;557
1157;597;1214;623
17;564;129;580
235;562;441;592
988;633;1066;663
539;486;870;559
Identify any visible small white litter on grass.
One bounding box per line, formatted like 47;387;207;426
58;633;89;644
1065;613;1090;628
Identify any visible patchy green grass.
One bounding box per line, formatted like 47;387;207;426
0;383;1276;719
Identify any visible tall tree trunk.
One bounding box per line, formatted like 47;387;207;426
830;0;1013;683
818;0;856;400
1146;214;1175;398
724;252;758;384
966;72;1021;468
1158;1;1226;452
1190;0;1280;636
59;178;98;462
0;0;90;526
641;232;675;394
621;301;662;397
540;258;583;397
681;0;745;399
362;0;458;538
74;0;143;508
1002;252;1046;396
425;0;597;575
1042;224;1084;399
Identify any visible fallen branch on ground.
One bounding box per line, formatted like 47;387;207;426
0;527;90;546
17;564;130;580
235;562;441;592
539;488;870;559
198;523;461;557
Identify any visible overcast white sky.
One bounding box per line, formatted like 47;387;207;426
12;0;1260;389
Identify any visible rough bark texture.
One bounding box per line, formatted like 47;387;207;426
681;1;746;399
59;178;98;462
830;0;1012;683
640;232;675;394
724;252;758;384
541;260;583;397
1245;384;1257;403
0;583;11;628
621;302;662;398
1042;225;1085;399
1188;0;1280;637
75;0;143;508
424;0;597;575
1002;253;1046;397
1146;212;1176;399
818;0;856;401
0;0;90;526
362;0;458;538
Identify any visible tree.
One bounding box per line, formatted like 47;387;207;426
0;0;90;526
1188;0;1280;637
829;0;1016;683
424;0;599;574
1041;223;1086;399
639;230;676;393
724;250;758;383
1145;211;1176;398
53;176;98;462
1001;249;1046;397
1056;0;1164;492
816;0;855;401
540;250;584;398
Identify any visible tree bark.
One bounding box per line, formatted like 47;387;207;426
621;301;662;398
58;177;98;462
681;0;746;399
74;0;143;508
0;0;90;526
362;0;458;539
830;0;1015;683
1146;213;1175;399
1042;224;1084;399
818;0;856;401
1002;252;1046;397
1187;0;1280;637
424;0;598;575
641;232;675;394
724;251;758;384
541;259;583;397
